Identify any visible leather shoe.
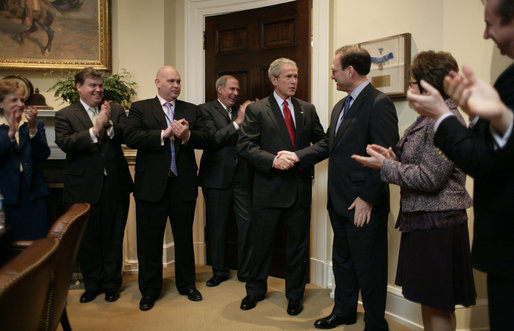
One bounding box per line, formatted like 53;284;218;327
139;295;156;311
314;313;356;329
206;274;228;287
287;299;303;315
105;289;120;302
240;295;263;310
183;288;202;301
80;290;102;303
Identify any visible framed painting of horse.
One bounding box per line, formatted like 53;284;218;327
0;0;111;70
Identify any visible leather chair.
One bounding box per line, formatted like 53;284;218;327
10;203;91;331
44;203;91;331
0;237;59;331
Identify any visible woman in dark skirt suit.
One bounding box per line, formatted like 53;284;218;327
352;51;476;331
0;78;51;241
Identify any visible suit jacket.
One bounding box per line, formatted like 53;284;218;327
380;100;472;213
237;95;325;208
55;103;133;204
124;97;210;202
198;99;246;189
434;64;514;278
296;83;399;217
0;120;50;205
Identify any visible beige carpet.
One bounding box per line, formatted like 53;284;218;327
61;265;413;330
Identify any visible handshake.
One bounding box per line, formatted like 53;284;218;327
272;150;300;171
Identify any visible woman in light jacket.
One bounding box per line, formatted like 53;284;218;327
353;51;476;331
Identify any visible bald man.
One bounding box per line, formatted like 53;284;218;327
125;66;211;311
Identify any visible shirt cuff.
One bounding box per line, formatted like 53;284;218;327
106;126;114;139
160;130;165;146
490;118;513;149
233;121;240;130
433;112;455;132
89;127;98;143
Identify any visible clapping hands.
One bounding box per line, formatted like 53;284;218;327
444;65;512;134
163;118;190;141
93;101;111;136
351;144;396;169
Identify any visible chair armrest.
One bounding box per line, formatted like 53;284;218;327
9;241;35;255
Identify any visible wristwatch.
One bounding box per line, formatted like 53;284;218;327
104;120;113;129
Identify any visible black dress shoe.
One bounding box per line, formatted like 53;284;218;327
206;274;228;287
139;295;156;311
105;289;120;302
80;290;102;303
314;313;356;329
240;295;263;310
183;288;202;301
287;299;303;316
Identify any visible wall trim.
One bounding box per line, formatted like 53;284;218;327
385;285;489;330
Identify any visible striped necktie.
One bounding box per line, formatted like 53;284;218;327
164;102;178;175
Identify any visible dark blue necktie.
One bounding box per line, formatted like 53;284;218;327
335;95;352;133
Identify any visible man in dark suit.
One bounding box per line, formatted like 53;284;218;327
237;58;326;316
124;66;210;311
55;67;133;304
198;75;254;286
406;1;514;328
288;46;398;330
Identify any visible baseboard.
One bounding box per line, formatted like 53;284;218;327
385;286;490;330
124;240;206;272
309;257;331;288
385;286;423;330
123;259;139;273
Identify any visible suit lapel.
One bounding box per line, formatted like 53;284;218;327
150;97;167;129
73;103;94;129
214;100;231;123
267;96;294;149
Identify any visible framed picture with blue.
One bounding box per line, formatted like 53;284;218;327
358;33;411;99
0;0;111;70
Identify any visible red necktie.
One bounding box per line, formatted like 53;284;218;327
283;100;296;147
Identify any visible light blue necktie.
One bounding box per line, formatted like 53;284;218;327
335;95;352;133
164;102;178;175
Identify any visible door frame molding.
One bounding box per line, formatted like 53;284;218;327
184;0;331;288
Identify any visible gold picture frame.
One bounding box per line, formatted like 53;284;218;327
358;33;411;99
0;0;111;71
